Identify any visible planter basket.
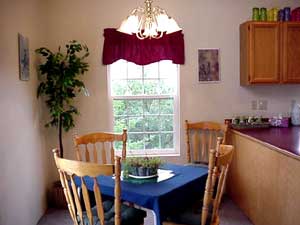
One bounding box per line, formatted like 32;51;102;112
49;181;67;209
129;166;158;177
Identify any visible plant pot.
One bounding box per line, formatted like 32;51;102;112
49;180;67;209
128;167;158;177
129;166;138;176
137;167;148;176
123;157;163;177
148;168;157;176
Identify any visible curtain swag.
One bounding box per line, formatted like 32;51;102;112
102;28;185;65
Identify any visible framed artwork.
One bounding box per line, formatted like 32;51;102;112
198;48;220;83
18;33;30;81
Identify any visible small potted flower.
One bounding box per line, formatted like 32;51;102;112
123;157;163;177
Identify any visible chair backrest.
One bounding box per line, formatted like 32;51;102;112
74;129;127;164
201;144;234;225
185;120;228;164
53;149;122;225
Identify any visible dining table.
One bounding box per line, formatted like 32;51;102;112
76;163;208;225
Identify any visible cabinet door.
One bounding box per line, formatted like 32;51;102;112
249;23;281;83
282;22;300;83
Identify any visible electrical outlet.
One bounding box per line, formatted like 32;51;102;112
258;100;268;110
251;100;257;110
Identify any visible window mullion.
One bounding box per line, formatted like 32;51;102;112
142;65;145;151
125;62;129;132
158;62;161;149
112;95;174;100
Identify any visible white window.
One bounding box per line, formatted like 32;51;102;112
108;60;180;156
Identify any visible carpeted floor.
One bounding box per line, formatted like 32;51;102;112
37;196;253;225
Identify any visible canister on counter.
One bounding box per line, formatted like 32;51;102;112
260;7;267;21
284;7;291;21
252;7;260;21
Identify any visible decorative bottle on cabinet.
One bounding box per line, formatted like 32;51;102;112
291;100;300;125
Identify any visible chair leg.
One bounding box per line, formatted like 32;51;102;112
212;216;220;225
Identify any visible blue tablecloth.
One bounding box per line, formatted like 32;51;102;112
76;164;208;225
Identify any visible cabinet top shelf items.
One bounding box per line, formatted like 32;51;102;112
242;21;300;24
240;21;300;85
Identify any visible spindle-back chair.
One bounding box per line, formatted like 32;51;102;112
163;143;234;225
53;148;146;225
185;120;228;164
74;129;127;164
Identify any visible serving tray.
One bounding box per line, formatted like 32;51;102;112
128;174;158;179
231;122;270;130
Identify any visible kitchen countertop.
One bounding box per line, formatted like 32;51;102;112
232;126;300;159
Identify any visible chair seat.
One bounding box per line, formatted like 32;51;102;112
165;206;212;225
79;200;146;225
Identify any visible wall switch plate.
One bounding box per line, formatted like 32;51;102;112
258;100;268;110
251;100;257;110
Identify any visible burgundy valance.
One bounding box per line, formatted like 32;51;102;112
102;28;185;65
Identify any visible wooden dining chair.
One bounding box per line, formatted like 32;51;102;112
74;129;127;164
53;149;146;225
163;144;234;225
185;120;228;164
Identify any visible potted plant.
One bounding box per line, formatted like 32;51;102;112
123;157;163;177
35;40;89;157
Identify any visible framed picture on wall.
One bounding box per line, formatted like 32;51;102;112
18;33;30;81
198;48;220;83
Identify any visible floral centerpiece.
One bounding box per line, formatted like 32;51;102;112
123;157;163;177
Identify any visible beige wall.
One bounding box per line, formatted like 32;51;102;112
1;1;300;223
42;0;300;170
0;1;50;225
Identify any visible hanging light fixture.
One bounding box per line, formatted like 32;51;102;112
118;0;182;39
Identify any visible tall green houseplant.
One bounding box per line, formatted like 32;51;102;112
36;40;89;157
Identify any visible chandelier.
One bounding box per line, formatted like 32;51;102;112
118;0;182;39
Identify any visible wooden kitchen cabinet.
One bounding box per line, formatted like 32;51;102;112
240;21;300;85
228;129;300;225
282;22;300;83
